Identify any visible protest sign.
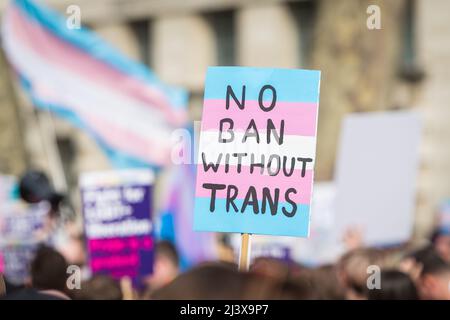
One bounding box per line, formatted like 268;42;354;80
334;111;421;246
194;66;321;239
0;175;17;204
80;169;154;285
0;202;50;284
229;182;339;267
230;234;293;265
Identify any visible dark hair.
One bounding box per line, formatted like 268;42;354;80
244;271;318;300
72;275;122;300
152;262;245;299
308;265;345;299
19;170;64;214
368;270;418;300
421;254;450;276
156;240;179;268
30;245;68;292
409;245;450;276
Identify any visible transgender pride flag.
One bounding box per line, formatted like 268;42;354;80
1;0;187;168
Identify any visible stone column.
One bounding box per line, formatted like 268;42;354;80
311;0;405;181
0;51;27;175
413;0;450;238
236;3;299;68
152;14;216;92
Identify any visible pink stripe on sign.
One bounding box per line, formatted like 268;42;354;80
9;7;186;125
201;99;318;137
195;164;313;205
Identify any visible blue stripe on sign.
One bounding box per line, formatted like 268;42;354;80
203;66;321;103
14;0;187;109
193;197;310;237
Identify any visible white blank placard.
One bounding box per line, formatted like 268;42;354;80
334;111;421;246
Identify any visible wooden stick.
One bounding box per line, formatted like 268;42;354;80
238;233;251;272
120;276;134;300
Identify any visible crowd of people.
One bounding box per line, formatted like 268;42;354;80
1;230;450;300
1;171;450;300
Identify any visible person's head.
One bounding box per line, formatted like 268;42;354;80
72;275;122;300
308;265;345;299
431;229;450;264
400;244;435;282
416;249;450;300
144;241;180;293
30;245;68;293
337;247;387;300
243;271;318;300
19;170;63;214
151;262;245;299
250;257;304;282
246;258;315;299
368;270;418;300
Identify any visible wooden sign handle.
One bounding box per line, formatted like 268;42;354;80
120;276;134;300
238;233;251;272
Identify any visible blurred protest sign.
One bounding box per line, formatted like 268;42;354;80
194;67;321;237
246;112;421;265
230;234;293;265
159;162;218;270
292;182;340;265
334;111;421;247
229;182;340;266
80;169;154;286
0;175;17;204
0;202;50;284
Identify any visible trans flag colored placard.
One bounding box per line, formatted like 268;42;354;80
194;67;321;237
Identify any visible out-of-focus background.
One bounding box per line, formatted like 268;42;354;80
0;0;449;300
0;0;448;237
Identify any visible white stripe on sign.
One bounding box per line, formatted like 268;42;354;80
197;130;316;170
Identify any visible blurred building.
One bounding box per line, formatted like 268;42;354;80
0;0;449;239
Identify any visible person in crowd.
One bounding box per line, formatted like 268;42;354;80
245;257;312;299
412;247;450;300
2;245;70;300
306;265;346;299
29;245;70;299
143;240;180;296
151;262;245;299
18;170;73;252
250;257;304;283
337;247;387;300
71;275;123;300
400;244;435;282
430;228;450;264
19;170;65;219
368;270;418;300
244;271;318;300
